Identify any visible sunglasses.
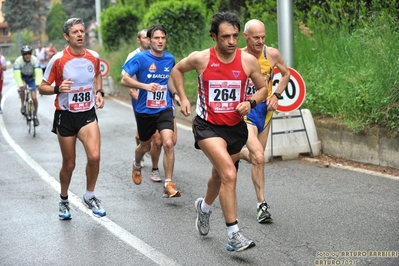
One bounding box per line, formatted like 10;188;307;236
23;53;32;55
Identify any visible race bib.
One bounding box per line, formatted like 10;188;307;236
146;85;167;108
69;86;93;111
208;80;241;113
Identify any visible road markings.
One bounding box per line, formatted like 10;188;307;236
0;89;181;266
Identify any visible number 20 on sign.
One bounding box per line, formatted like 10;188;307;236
272;67;306;113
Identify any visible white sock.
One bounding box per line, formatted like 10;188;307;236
201;200;211;213
84;190;95;200
227;224;239;238
164;179;172;186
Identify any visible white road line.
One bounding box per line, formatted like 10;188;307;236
0;89;181;266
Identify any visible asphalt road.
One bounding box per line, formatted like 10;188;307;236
1;69;398;266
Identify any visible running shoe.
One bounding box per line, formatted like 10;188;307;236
257;201;273;223
59;201;71;220
82;195;106;217
195;197;211;235
0;106;3;114
163;182;181;198
132;160;142;185
226;231;256;252
150;169;162;182
34;116;39;126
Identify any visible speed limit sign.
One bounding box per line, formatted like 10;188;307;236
272;67;306;113
99;59;110;77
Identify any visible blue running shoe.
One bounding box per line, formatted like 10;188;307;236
83;195;106;217
59;201;71;220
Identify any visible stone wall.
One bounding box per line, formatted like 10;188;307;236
314;119;399;169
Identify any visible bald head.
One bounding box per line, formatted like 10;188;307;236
244;19;265;34
243;19;266;56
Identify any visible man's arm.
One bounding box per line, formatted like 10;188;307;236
94;72;104;108
268;47;290;96
169;51;205;116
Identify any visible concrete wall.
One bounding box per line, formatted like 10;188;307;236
315;119;399;169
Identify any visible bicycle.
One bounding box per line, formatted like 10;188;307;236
22;86;37;137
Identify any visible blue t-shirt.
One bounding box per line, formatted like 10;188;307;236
122;50;175;114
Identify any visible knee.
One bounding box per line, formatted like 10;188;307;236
251;151;265;166
87;152;100;165
63;160;76;172
162;138;174;151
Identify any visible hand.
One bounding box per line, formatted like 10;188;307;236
59;77;73;93
267;97;278;111
179;98;191;117
129;88;138;101
235;101;251;116
95;93;105;109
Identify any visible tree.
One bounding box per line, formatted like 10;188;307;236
46;2;68;41
62;0;111;26
2;0;47;35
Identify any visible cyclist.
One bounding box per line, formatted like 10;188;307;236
13;45;42;126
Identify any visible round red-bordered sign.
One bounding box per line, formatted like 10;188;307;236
272;67;306;112
99;59;110;77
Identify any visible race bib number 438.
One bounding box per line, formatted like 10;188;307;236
69;87;92;111
208;80;241;113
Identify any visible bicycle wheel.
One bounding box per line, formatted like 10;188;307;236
27;100;34;135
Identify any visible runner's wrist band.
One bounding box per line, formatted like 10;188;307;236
96;90;105;97
54;85;60;94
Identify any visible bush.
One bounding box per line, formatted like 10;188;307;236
101;5;140;51
142;0;206;57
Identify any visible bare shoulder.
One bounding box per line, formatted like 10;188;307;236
175;49;210;73
187;49;210;65
266;46;283;64
241;50;259;66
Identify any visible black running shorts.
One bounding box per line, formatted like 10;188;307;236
192;115;248;155
135;108;174;142
52;107;97;136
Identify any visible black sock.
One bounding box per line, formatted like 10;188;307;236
60;194;68;201
152;168;159;171
226;220;238;227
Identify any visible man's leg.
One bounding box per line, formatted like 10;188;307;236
198;137;238;223
77;121;106;216
57;132;76;220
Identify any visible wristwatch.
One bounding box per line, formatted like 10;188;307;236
248;99;257;109
172;92;178;98
273;92;283;100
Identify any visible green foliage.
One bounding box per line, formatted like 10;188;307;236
2;0;47;34
245;0;277;22
296;11;399;133
46;3;68;41
103;0;399;133
100;5;140;51
11;29;33;46
142;0;206;57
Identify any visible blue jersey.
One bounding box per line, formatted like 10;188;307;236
122;50;175;114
